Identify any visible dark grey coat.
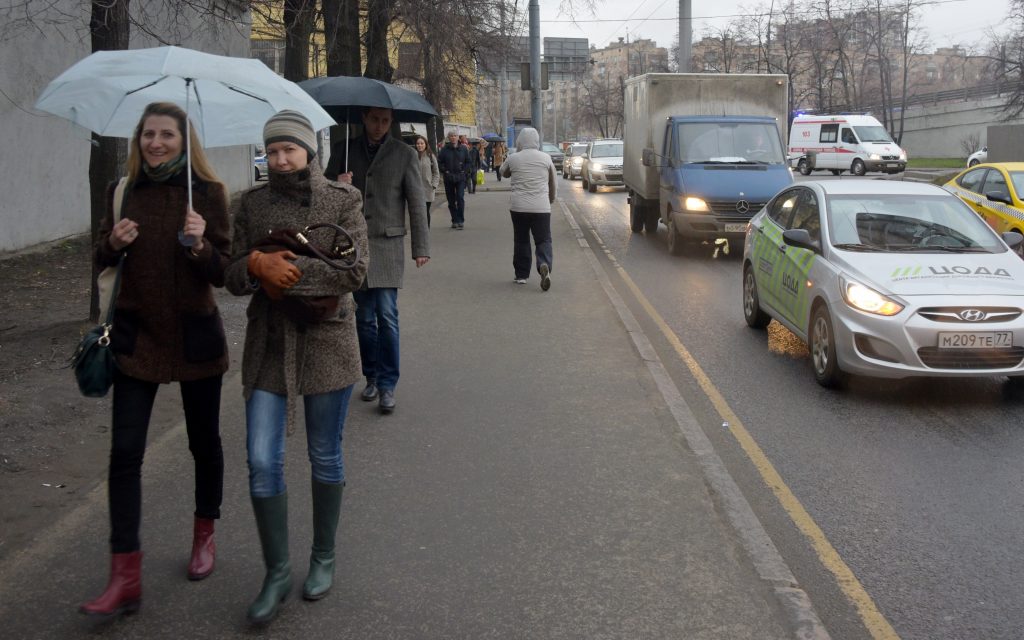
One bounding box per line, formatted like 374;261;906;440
325;135;429;288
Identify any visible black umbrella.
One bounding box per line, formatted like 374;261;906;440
482;132;505;142
298;76;439;172
298;76;438;124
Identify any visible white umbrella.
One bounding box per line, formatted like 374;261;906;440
35;46;336;242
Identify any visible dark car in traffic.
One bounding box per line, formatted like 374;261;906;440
541;142;564;168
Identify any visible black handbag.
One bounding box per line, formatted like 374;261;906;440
251;222;361;327
71;256;123;397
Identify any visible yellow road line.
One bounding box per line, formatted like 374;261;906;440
595;227;900;640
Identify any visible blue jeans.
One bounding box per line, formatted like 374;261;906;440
353;287;400;391
443;179;466;224
246;386;354;497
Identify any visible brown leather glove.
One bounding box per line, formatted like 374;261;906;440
248;250;301;300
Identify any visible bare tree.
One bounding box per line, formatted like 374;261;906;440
960;131;982;157
889;0;927;142
397;0;523;141
364;0;395;80
577;72;622;138
989;0;1024;118
810;0;863;110
694;27;743;73
282;0;315;81
88;0;131;321
322;0;360;76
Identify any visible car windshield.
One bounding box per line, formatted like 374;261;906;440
569;144;587;156
677;122;784;164
852;126;893;143
591;142;623;158
542;143;561;153
1009;171;1024;199
827;194;1005;253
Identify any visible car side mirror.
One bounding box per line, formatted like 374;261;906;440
782;228;820;253
987;191;1012;205
1002;231;1024;250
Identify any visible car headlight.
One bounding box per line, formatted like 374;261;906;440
591;162;604;171
572;157;583;166
899;150;907;160
683;196;710;212
869;153;881;161
841;276;903;316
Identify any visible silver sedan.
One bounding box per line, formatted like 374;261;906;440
742;179;1024;388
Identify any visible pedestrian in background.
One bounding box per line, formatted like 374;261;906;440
437;130;471;229
226;110;368;623
492;141;506;182
500;127;556;291
326;107;430;415
414;135;440;227
461;135;478;194
80;101;230;618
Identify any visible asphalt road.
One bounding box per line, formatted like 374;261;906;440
559;174;1024;640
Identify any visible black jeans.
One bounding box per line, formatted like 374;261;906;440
108;370;223;552
444;179;466;224
510;211;553;279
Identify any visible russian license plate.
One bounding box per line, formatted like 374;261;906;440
724;223;747;233
938;332;1013;349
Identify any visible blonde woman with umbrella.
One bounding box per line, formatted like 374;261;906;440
80;102;231;617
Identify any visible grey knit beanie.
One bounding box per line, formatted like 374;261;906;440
263;110;317;157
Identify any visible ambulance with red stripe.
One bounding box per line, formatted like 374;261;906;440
789;114;907;177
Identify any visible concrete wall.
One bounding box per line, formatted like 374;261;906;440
896;95;1024;160
0;1;252;253
986;124;1024;163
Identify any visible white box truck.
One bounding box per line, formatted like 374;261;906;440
623;73;793;254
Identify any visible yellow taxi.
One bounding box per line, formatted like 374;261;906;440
943;163;1024;254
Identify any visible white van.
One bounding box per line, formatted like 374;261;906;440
789;114;907;176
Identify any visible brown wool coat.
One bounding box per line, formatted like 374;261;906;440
94;173;231;383
224;169;368;401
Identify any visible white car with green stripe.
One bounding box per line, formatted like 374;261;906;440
743;180;1024;388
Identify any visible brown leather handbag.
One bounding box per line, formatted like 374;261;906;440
252;223;361;327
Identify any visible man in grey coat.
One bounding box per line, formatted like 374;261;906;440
324;107;430;413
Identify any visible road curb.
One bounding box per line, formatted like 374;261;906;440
559;200;831;640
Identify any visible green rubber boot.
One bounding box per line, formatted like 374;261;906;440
247;493;291;624
302;481;343;600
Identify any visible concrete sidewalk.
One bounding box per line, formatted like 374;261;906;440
0;175;816;639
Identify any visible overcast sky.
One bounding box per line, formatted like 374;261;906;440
537;0;1011;54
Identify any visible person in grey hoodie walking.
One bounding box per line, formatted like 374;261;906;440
500;127;557;290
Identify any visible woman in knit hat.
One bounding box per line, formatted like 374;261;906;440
225;110;368;624
81;101;230;617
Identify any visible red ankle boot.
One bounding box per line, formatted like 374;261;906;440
187;517;216;580
79;551;142;616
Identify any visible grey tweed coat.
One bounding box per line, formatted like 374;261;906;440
324;134;429;288
225;168;369;407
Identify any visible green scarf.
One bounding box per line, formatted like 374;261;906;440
143;153;188;182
